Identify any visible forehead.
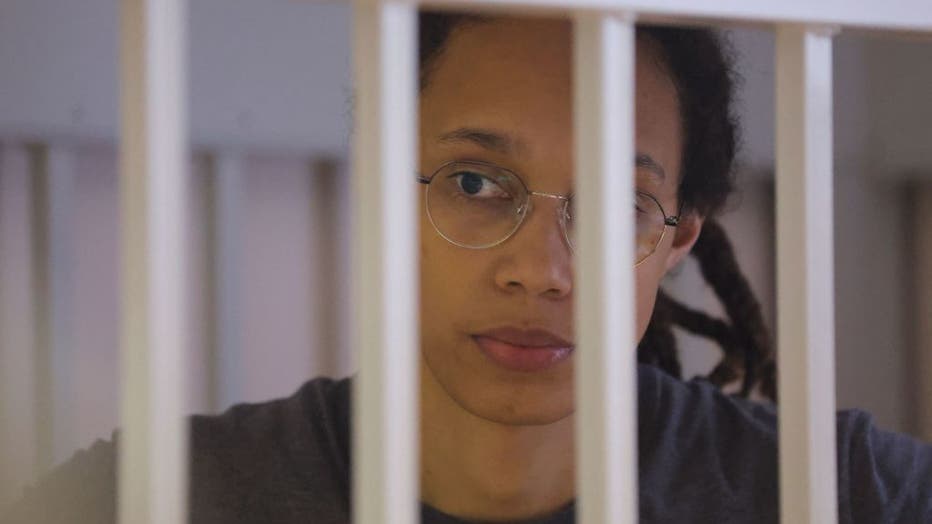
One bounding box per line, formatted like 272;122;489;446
419;17;683;190
420;18;574;159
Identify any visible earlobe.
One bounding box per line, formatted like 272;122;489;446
664;213;704;272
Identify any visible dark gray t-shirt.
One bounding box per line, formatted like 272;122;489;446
4;364;931;523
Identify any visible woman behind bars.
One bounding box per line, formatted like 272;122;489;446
4;11;931;524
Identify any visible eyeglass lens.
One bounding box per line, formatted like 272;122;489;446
424;162;669;264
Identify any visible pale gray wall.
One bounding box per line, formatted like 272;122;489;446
0;0;352;150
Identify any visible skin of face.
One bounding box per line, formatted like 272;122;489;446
419;16;702;426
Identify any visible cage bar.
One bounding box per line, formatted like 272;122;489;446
420;0;932;33
916;187;932;441
574;12;638;524
209;151;246;411
117;1;189;523
351;2;420;524
32;145;77;469
775;25;838;524
0;143;39;506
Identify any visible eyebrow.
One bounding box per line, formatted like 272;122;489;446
636;153;667;182
437;127;528;156
437;127;667;181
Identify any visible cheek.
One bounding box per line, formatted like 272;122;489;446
419;211;485;329
420;214;449;313
634;257;667;342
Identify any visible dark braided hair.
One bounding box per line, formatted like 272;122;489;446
418;12;776;401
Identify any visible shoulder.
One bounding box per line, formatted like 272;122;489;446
189;376;354;521
1;436;118;524
637;363;778;446
2;376;353;524
191;376;351;458
637;364;780;522
835;409;932;523
638;364;932;523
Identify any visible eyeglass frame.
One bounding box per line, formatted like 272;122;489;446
417;159;681;266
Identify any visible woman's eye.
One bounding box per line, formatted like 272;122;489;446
634;192;653;215
453;172;508;198
634;199;646;214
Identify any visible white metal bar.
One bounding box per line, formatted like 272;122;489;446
34;145;78;468
916;185;932;441
28;147;53;474
0;143;39;506
775;25;838;524
351;2;419;524
210;151;246;411
574;12;638;524
118;0;189;523
419;0;932;33
310;157;347;376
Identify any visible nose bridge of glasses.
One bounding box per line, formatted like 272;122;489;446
521;190;570;219
528;190;570;202
513;191;573;252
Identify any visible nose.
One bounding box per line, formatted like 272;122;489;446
492;197;573;299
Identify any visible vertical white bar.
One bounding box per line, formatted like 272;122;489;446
775;25;838;524
310;157;346;376
574;12;638;524
211;151;245;411
28;147;53;473
0;143;39;506
33;145;78;468
118;0;188;523
351;2;419;524
916;186;932;441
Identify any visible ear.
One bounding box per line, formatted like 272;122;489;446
663;212;704;272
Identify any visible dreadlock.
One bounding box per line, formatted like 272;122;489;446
418;12;777;402
640;221;776;401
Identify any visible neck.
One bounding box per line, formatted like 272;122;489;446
419;361;575;521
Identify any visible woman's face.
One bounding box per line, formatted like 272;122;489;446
419;18;701;425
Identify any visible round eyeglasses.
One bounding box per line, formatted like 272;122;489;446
417;160;680;266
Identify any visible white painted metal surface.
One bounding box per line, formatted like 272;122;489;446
916;186;932;441
351;2;419;524
775;25;838;524
117;0;189;523
210;151;246;411
573;12;638;524
0;144;39;507
419;0;932;32
33;145;78;469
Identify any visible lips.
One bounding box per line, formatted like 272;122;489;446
472;327;574;372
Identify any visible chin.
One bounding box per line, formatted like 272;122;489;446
450;378;576;426
470;405;574;426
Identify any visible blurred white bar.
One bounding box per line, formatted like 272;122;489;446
574;12;637;524
211;151;246;411
34;145;78;468
419;0;932;33
0;143;39;506
310;157;351;376
118;0;189;523
775;25;838;524
916;186;932;441
351;2;419;524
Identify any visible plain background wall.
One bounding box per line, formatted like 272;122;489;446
1;0;930;507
